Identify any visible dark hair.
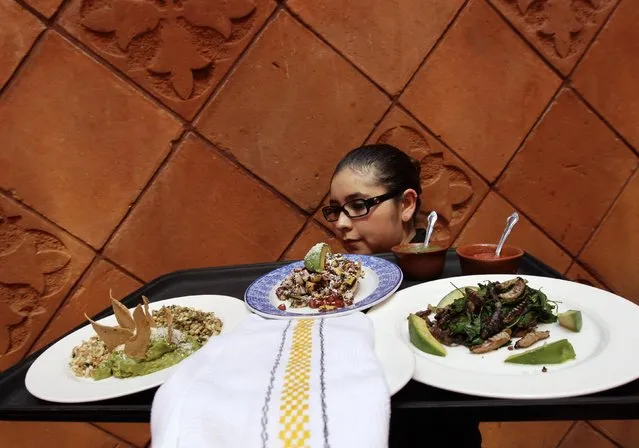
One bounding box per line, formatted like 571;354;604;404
332;144;422;222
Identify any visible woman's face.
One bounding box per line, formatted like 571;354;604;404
328;168;414;254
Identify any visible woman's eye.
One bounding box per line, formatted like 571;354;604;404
348;201;367;212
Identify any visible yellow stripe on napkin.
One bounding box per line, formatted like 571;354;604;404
279;319;314;447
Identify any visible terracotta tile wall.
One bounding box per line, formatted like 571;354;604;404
1;0;637;446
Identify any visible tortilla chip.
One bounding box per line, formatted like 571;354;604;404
85;314;134;352
142;295;156;327
166;308;174;344
125;305;152;360
109;291;135;330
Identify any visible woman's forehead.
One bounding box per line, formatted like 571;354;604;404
329;168;385;201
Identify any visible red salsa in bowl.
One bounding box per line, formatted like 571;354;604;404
456;243;524;275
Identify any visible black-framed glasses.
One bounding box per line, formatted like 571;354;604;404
322;190;402;222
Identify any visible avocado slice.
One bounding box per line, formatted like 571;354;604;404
504;339;576;365
558;310;582;332
437;286;479;308
408;314;447;357
304;242;330;273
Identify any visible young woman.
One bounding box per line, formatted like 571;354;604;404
322;144;426;253
323;143;482;447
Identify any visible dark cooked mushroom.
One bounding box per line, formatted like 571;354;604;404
515;330;550;349
498;277;526;303
495;277;520;292
481;303;502;339
471;329;512;354
466;288;483;309
503;298;529;325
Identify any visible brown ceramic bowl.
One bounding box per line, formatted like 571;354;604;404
391;243;448;281
456;243;524;275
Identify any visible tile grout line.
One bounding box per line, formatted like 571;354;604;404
200;19;279;115
0;25;47;100
21;252;98;357
312;217;335;240
349;0;469;153
310;0;475;247
0;189;95;253
354;1;478;186
96;128;191;254
552;420;578;448
31;252;150;354
448;189;492;246
11;0;49;22
190;129;312;219
298;0;471;247
276;217;313;261
51;24;188;126
8;129;187;346
190;2;286;123
494;189;575;262
92;422;151;448
569;86;639;158
574;163;638;261
483;0;571;81
99;254;148;286
566;0;623;79
396;102;492;188
585;421;625;448
491;80;566;186
393;0;626;260
486;0;637;284
565;259;615;292
0;0;68;102
4;0;185;127
88;422;148;448
12;0;71;24
392;0;470;102
564;0;639;157
485;0;637;158
283;5;392;100
580;265;615;292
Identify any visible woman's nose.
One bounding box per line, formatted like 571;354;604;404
335;211;352;230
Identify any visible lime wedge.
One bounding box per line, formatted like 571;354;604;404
558;310;582;332
437;286;479;308
505;339;576;365
304;242;330;273
408;314;447;357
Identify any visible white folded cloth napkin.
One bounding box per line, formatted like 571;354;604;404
151;312;390;448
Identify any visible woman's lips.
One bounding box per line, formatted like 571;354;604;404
343;239;361;249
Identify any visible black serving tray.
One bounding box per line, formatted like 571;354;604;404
1;251;638;423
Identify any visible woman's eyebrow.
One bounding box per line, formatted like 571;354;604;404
344;192;366;202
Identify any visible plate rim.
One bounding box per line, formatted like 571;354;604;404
374;327;415;395
244;254;403;320
367;274;639;399
25;294;249;403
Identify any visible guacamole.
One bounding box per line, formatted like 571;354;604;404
92;337;200;380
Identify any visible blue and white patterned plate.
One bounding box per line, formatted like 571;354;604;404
244;255;403;320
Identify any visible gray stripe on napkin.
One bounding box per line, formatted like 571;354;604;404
260;320;292;448
319;318;330;448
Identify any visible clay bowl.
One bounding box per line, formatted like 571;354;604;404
456;243;524;275
391;243;448;281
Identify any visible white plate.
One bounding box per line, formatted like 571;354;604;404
367;274;639;399
25;295;250;403
245;255;402;319
374;328;415;395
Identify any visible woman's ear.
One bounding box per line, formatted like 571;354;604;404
400;189;418;223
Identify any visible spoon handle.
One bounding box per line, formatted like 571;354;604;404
496;212;519;257
424;211;438;247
